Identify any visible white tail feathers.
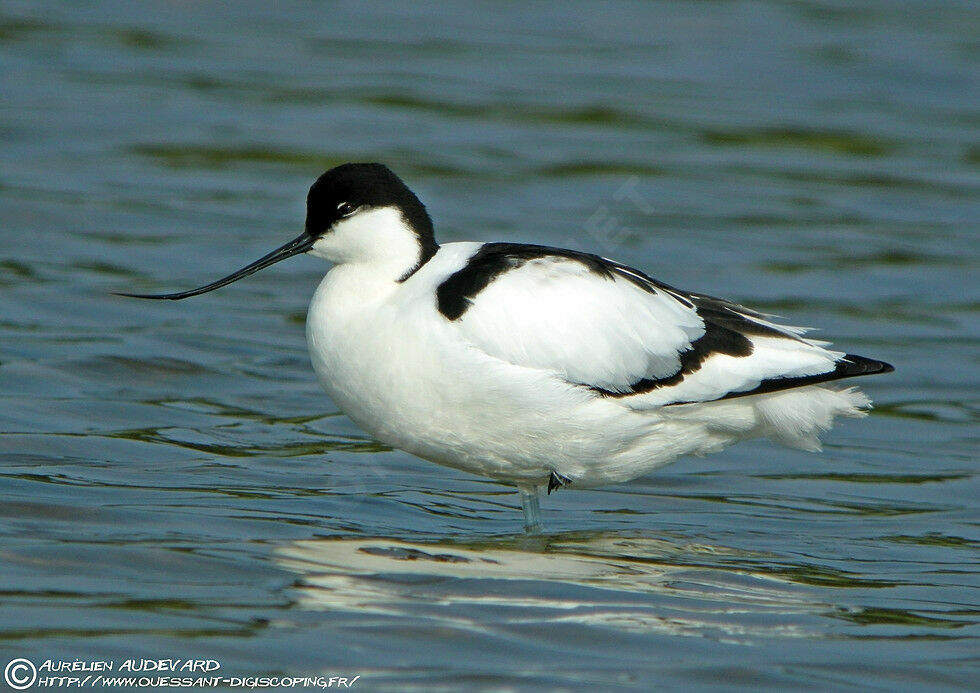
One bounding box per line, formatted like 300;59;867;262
660;384;872;459
753;386;871;451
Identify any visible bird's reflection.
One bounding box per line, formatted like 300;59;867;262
274;533;827;641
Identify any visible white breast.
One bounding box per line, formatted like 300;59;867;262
305;244;654;484
304;242;873;488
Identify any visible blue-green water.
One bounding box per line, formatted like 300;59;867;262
1;1;978;690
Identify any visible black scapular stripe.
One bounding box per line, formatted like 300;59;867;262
436;242;693;320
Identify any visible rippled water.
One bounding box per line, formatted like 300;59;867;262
1;1;978;690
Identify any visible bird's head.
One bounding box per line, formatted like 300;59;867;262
116;163;437;300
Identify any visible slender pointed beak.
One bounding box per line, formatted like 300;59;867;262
115;231;315;300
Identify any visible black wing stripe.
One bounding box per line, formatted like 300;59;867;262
661;353;894;406
594;352;892;403
436;244;802;344
591;321;754;396
436;242;695;320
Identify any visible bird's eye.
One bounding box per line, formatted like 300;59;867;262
336;201;358;217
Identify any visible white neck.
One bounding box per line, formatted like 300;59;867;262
308;206;423;283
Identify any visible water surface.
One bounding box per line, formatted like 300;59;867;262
1;1;977;690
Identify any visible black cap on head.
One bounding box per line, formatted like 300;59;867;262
114;163;438;300
305;163;436;251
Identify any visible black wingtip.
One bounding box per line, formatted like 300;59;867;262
664;352;896;405
840;354;895;377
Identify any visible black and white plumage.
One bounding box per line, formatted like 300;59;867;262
435;241;889;406
118;163;893;532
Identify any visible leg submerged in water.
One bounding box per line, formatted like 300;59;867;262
518;486;542;534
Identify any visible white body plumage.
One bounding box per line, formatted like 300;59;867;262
121;163;891;530
306;236;870;490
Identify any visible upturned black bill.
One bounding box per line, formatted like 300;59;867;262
115;232;315;300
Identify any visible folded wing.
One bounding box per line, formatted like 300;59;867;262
437;243;891;407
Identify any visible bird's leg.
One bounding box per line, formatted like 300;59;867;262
517;485;543;534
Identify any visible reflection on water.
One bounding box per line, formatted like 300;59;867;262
276;534;824;642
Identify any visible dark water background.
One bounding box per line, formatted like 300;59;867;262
1;1;977;690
